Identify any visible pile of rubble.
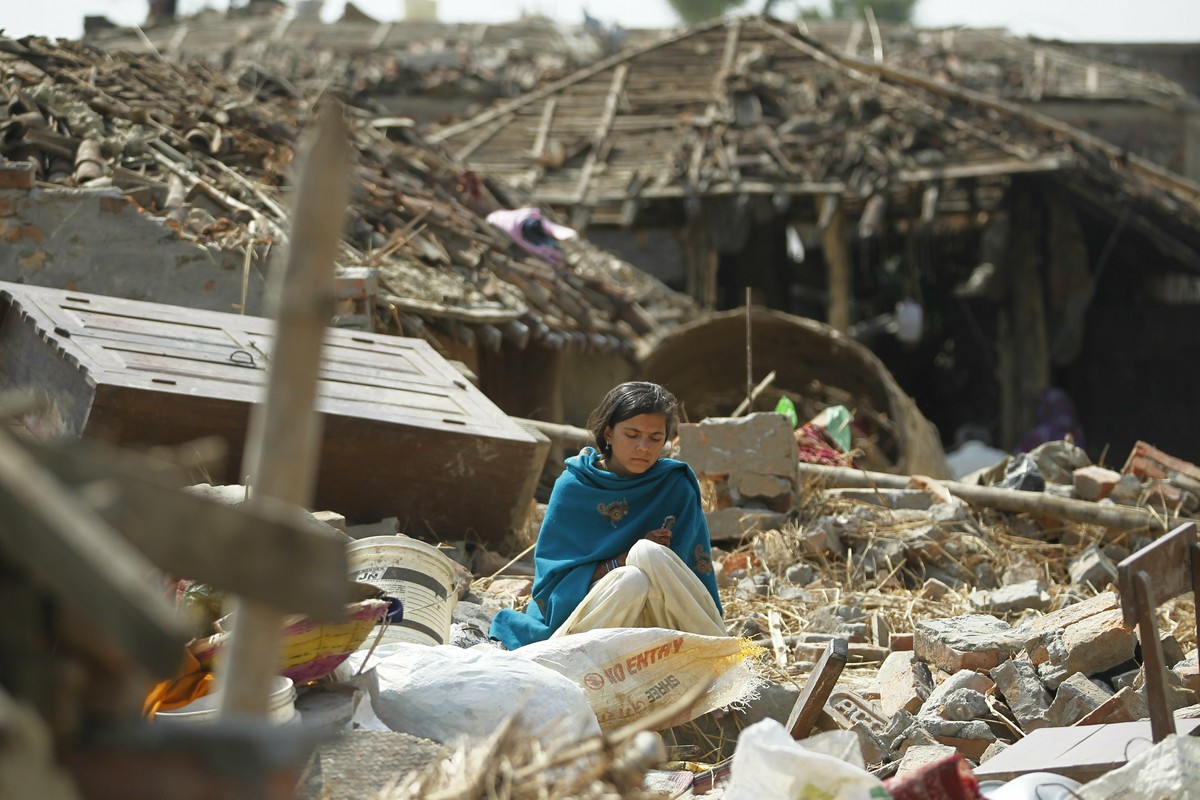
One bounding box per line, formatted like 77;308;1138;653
459;415;1198;786
0;34;694;351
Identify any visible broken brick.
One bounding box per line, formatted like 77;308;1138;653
915;615;1022;673
1045;672;1110;726
1073;465;1121;501
875;651;934;717
990;659;1051;731
0;160;35;190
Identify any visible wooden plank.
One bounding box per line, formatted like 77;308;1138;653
786;637;848;739
1132;571;1176;742
973;717;1200;782
28;440;350;620
0;430;187;679
1117;522;1198;625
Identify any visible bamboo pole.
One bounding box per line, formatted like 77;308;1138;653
216;103;351;717
797;463;1174;532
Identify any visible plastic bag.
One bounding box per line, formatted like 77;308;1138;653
724;719;891;800
517;627;764;731
1078;734;1200;800
340;643;600;746
774;396;799;428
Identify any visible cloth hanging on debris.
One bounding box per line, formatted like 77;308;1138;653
490;448;721;650
486;207;577;267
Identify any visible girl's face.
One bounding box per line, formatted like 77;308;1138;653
603;412;668;477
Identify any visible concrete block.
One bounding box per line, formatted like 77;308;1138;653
939;688;990;721
918;718;996;760
968;580;1051;614
1068;544;1119;589
851;722;892;766
1046;672;1111;726
1059;608;1137;675
875;651;934;717
705;508;789;542
1073;466;1121;501
677;413;798;479
895;743;959;776
915;615;1023;673
1017;594;1118;642
920;669;995;719
990;659;1051;731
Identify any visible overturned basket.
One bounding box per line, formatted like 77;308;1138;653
191;582;399;684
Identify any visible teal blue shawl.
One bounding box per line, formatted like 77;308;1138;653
490;448;722;650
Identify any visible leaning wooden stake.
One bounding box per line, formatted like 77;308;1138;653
217;103;351;717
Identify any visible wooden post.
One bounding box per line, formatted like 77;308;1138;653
786;638;848;738
997;178;1049;449
684;215;718;309
820;194;851;333
216;104;350;718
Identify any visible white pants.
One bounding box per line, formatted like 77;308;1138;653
551;539;727;639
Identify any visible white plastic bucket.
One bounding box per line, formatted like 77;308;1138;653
156;676;297;726
347;535;457;647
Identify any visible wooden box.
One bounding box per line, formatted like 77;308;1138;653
0;282;547;541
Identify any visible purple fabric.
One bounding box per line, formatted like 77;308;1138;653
1019;388;1084;452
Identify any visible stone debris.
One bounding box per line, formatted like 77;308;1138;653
915;615;1023;673
691;436;1200;783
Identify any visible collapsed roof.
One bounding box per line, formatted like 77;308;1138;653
0;34;694;353
430;16;1200;270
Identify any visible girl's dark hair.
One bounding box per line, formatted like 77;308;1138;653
586;382;680;456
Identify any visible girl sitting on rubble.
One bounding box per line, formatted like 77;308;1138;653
490;381;725;649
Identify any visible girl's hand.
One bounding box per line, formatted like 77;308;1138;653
643;528;672;546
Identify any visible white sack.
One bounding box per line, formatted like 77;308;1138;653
341;643;600;746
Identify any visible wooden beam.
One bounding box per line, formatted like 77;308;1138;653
796;463;1175;532
217;104;350;718
32;440;350;620
820;194;851;333
428;19;728;145
521;97;558;191
571;64;629;230
455;113;514;162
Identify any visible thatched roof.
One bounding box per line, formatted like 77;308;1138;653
430;16;1200;269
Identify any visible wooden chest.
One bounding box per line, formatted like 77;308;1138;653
0;282;547;541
